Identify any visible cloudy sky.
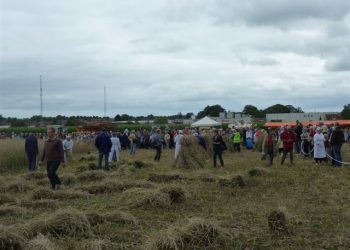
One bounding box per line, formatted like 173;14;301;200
1;0;349;118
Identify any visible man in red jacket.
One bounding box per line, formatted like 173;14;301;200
280;126;297;165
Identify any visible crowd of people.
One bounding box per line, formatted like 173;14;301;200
4;122;349;190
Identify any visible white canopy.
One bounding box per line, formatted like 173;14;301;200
191;116;221;128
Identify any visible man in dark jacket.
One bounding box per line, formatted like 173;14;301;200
25;133;39;171
95;129;112;170
39;127;65;190
330;122;344;167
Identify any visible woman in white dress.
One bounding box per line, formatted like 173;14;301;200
313;128;326;164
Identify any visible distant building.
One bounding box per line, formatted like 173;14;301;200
266;112;339;122
216;112;252;124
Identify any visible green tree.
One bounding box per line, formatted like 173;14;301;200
285;105;304;113
154;116;168;124
263;104;291;114
341;104;350;119
242;105;263;118
197;105;225;119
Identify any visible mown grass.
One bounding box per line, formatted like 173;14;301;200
0;140;349;249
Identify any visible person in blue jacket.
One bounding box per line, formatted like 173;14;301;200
95;129;112;170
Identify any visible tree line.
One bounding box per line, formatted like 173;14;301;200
0;103;349;127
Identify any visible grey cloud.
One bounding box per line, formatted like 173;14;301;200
212;0;349;27
325;54;350;72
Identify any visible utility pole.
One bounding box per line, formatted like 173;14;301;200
40;75;43;126
104;86;106;118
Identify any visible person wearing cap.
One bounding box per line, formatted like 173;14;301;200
280;126;297;165
150;129;162;161
313;127;326;165
63;135;74;162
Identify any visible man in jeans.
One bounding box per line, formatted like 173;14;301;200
95;129;112;170
150;129;162;161
330;122;344;167
39;127;65;190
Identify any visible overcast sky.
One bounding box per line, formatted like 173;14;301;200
1;0;349;118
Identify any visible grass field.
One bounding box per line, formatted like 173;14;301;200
0;139;349;249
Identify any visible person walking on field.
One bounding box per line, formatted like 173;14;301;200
109;133;121;163
39;127;65;190
280;126;297;165
25;133;39;172
95;129;112;171
213;129;225;168
150;129;162;161
174;130;183;159
262;129;276;166
63;135;73;162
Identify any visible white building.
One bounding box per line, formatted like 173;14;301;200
266;112;339;122
216;112;252;124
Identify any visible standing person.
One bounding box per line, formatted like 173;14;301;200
213;129;225;168
109;133;121;163
128;130;137;156
25;133;39;172
150;129;162;161
300;128;311;157
280;126;297;165
63;135;74;162
313;128;326;165
330;122;344;167
232;129;241;152
295;121;303;154
95;129;112;171
39;127;65;190
262;129;276;166
174;130;183;159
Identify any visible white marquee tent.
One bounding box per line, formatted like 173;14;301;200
191;116;221;128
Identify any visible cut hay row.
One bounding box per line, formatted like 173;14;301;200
32;188;91;200
82;180;155;195
22;171;47;180
217;175;246;188
119;185;186;209
85;210;138;226
0;194;15;205
0;204;28;216
60;173;76;186
78;170;108;182
26;209;93;238
81;239;114;250
76;163;99;173
3;179;34;193
119;188;172;209
248;167;270;177
26;233;60;250
145;217;229;250
267;208;289;235
148;173;183;182
0;225;25;250
174;135;207;169
17;199;59;210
